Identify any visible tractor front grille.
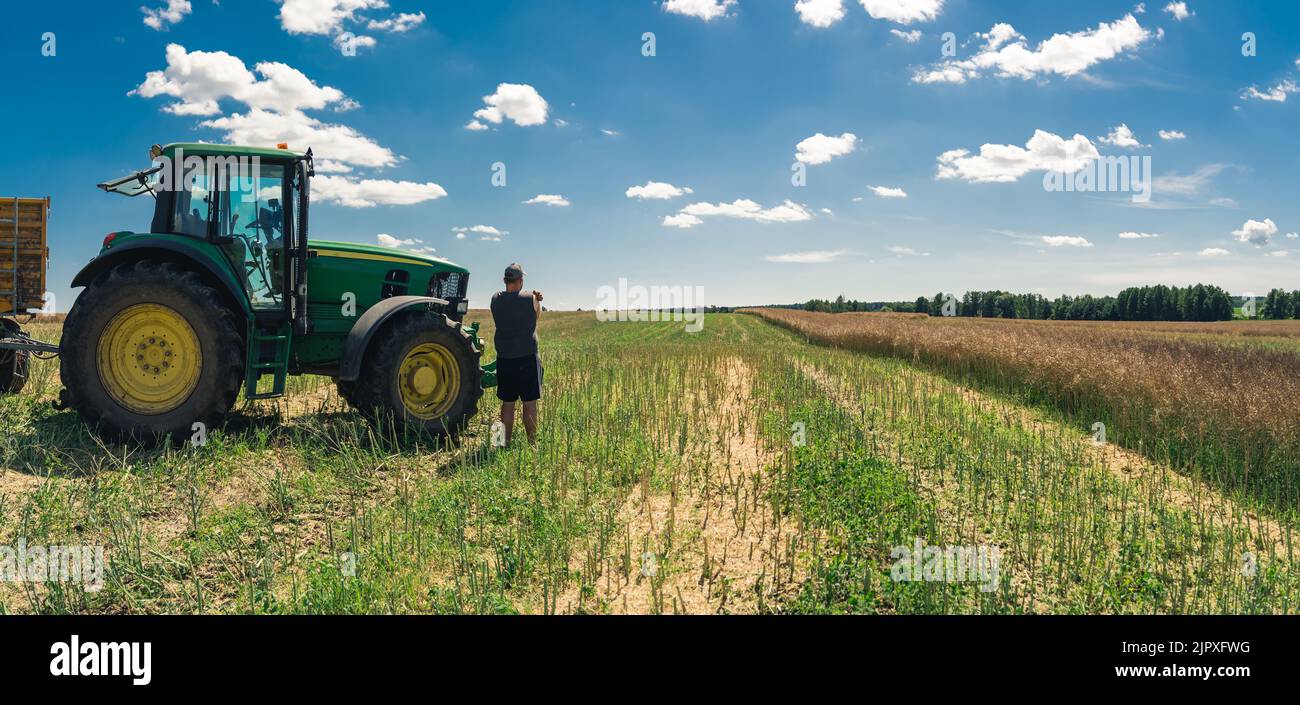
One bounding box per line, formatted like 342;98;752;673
430;272;467;300
429;272;469;321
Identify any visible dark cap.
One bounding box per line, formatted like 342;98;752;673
504;263;526;281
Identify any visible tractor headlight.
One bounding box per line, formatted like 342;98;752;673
457;301;469;314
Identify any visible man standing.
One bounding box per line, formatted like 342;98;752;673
490;263;543;445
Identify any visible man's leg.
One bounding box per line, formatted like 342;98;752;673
500;402;516;445
521;401;538;445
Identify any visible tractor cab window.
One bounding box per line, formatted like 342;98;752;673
218;163;287;312
171;170;217;238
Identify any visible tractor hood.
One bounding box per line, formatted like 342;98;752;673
310;240;469;274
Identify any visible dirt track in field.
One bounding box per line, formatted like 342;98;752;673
551;356;806;614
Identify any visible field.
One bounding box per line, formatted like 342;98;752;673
1;311;1296;614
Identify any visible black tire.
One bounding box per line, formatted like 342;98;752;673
335;379;359;409
0;319;29;395
61;260;245;442
350;311;483;438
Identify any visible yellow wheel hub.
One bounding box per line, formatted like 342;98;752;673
96;304;202;415
398;343;461;419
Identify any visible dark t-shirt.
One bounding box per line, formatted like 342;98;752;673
490;290;539;359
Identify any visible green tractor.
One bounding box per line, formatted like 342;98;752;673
47;143;494;441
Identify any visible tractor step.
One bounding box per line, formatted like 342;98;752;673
244;325;292;400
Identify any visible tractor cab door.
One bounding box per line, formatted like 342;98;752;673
214;161;296;399
216;162;290;317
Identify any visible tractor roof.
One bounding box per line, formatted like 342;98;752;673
159;142;304;160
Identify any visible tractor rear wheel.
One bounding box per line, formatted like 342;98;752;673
350;311;483;438
0;319;30;395
61;260;245;442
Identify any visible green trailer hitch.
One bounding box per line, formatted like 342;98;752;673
467;322;498;389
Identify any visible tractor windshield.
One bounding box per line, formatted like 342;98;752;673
164;159;288;311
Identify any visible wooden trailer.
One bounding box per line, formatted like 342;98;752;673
0;197;50;316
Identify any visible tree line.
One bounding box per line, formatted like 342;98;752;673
796;284;1300;321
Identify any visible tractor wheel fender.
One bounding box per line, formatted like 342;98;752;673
71;239;251;316
339;296;450;382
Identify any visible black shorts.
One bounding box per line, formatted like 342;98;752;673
496;354;543;403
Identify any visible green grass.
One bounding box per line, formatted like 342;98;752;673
1;313;1295;614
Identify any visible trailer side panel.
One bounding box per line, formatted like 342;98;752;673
0;197;50;315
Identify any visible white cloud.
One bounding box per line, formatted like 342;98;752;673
523;194;571;207
1243;80;1299;103
1119;232;1160;239
869;185;908;198
1158;129;1186;141
1270;250;1289;258
1152;163;1227;198
890;29;923;43
473;83;550;127
377;233;436;254
601;128;622;137
314;176;448;208
367;12;426;32
795;132;859;165
133;44;412;181
1198;247;1229;257
1098;123;1145;148
1163;2;1193;20
1232;218;1278;247
464;120;489;132
663;0;736;21
912;14;1152;84
277;0;386;35
936;129;1099;183
131;44;347;116
1287;232;1299;239
888;246;930;256
1041;235;1094;248
132;45;450;210
765;249;849;263
201;108;396;172
858;0;944;24
333;32;377;54
142;0;192;30
452;225;509;238
668;199;814;228
626;182;694;200
795;0;845;28
663;213;704;229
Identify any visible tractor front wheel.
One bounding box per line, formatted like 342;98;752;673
351;311;483;438
60;260;245;442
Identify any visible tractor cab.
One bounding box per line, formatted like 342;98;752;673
99;143;312;332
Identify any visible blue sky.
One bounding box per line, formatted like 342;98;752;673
2;0;1298;310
